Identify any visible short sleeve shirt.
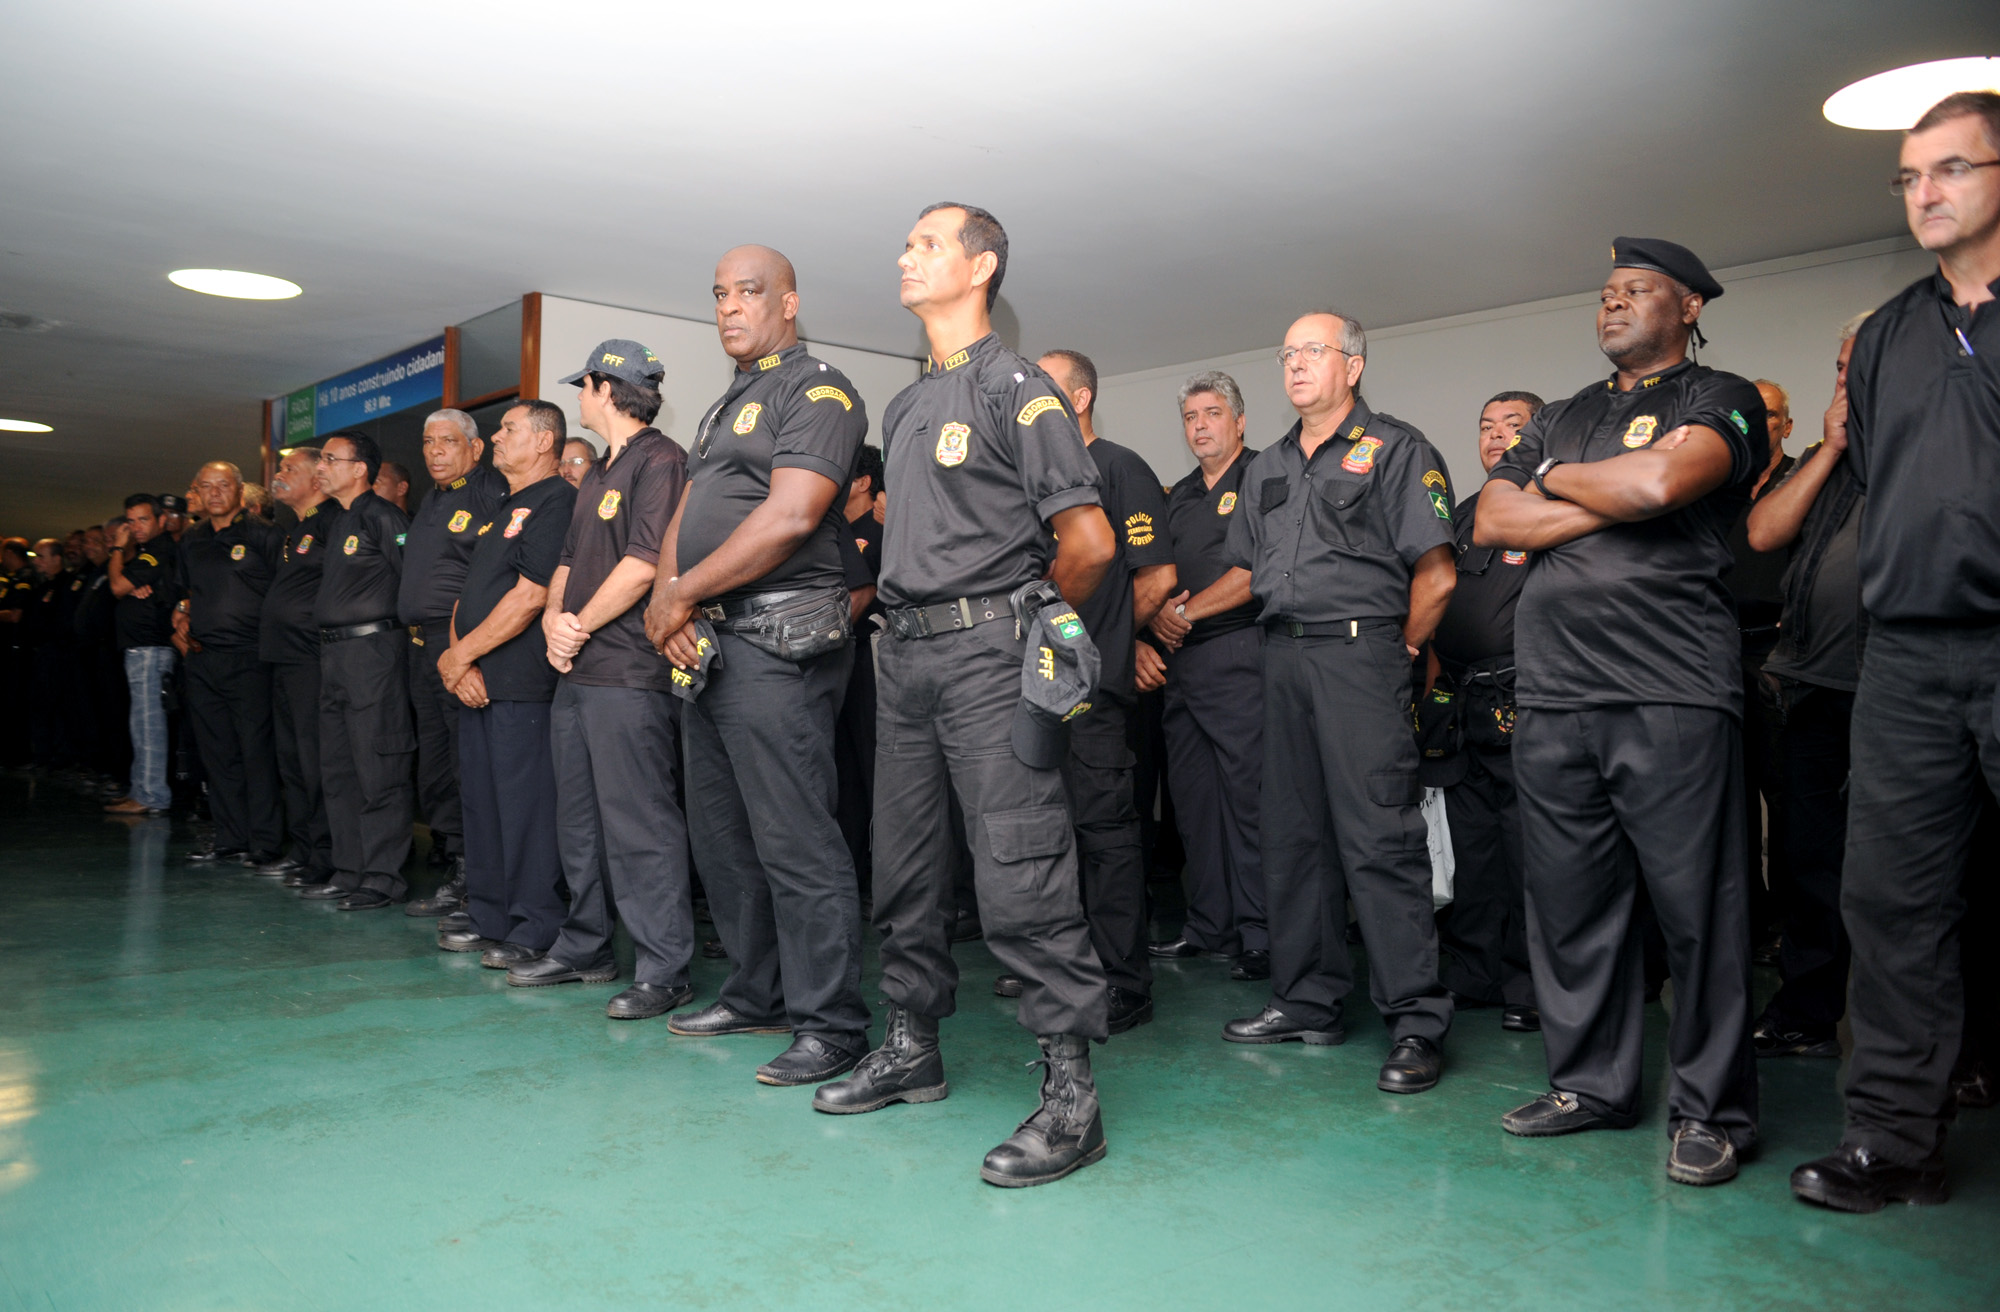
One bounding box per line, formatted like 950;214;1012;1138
1431;490;1529;667
1076;437;1173;701
260;500;339;664
115;535;181;649
178;513;282;650
1223;400;1455;622
313;490;409;628
677;344;869;603
1487;359;1765;713
877;334;1102;609
398;465;508;626
454;473;577;703
1164;446;1261;643
559;427;687;691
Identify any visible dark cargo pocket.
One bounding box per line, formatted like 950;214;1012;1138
1259;477;1290;514
985;804;1073;862
1365;770;1421;807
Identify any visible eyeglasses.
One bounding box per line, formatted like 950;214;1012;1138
1889;158;2000;195
561;456;591;468
1276;342;1349;367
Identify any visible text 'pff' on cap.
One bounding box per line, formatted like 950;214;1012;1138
559;338;666;388
1009;579;1101;770
1610;237;1725;301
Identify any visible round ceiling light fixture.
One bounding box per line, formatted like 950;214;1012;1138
0;418;55;433
1824;57;2000;130
167;268;303;300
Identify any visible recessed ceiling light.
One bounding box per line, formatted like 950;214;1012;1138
1824;57;2000;130
167;269;302;300
0;418;54;433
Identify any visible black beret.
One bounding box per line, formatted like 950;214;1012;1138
1611;236;1725;301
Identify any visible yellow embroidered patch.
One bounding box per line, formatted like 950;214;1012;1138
1016;395;1063;426
806;385;852;411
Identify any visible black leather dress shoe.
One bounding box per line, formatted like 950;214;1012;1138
1791;1144;1948;1212
481;942;542;970
337;889;400;911
700;938;727;960
1667;1122;1740;1186
187;845;247;864
1222;1004;1344;1046
1501;1005;1542;1033
1754;1019;1840;1058
1148;936;1229;961
282;870;323;888
665;1000;791;1036
1106;987;1154;1035
1953;1062;1996;1109
993;972;1024;998
951;910;983;943
251;854;301;877
607;981;693;1020
1501;1090;1630;1137
405;876;466;917
1378;1036;1442;1093
437;928;500;953
435;910;473;933
506;955;618;987
297;882;352;901
1230;949;1271;981
757;1033;862;1086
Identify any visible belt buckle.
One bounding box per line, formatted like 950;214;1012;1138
1285;620;1305;638
700;604;726;622
954;598;973;630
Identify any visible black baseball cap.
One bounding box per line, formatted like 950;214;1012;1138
560;338;665;388
1009;580;1101;769
158;493;188;514
667;618;723;703
1610;237;1725;302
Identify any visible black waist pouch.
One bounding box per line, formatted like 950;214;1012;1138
1455;663;1517;749
724;584;852;662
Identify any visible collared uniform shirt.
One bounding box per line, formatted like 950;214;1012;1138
313;490;409;628
115;535;181;649
878;333;1101;609
178;513;282;651
455;473;577;703
1762;444;1863;692
1223;399;1455;623
1076;437;1173;702
398;465;507;626
1845;270;2000;622
260;499;340;664
677;343;869;603
1431;489;1528;667
559;427;687;691
1163;446;1261;644
1489;359;1765;714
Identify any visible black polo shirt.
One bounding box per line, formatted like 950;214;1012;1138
1164;446;1261;643
1489;359;1765;714
178;512;282;651
398;465;507;626
1762;445;1863;693
115;535;181;649
1224;399;1455;623
677;344;869;604
260;499;339;664
1846;270;2000;622
878;333;1101;609
559;427;687;691
313;490;408;629
1722;454;1794;636
74;564;113;648
1431;490;1527;668
1075;437;1173;702
454;473;576;703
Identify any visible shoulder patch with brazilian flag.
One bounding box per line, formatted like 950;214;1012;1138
1730;409;1750;435
1016;395;1063;426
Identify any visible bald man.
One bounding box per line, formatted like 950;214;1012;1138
645;245;872;1076
175;460;286;865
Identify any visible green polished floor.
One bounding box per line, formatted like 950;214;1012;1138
2;777;1996;1312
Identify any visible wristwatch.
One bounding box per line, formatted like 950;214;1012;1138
1532;456;1564;501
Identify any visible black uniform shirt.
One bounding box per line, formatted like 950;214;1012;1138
677;344;869;603
1721;454;1794;633
73;564;113;647
115;535;181;649
1431;489;1528;668
1164;446;1261;643
1846;270;2000;622
313;490;408;628
878;333;1101;609
398;465;507;626
1223;399;1455;623
1076;437;1173;702
1762;445;1863;693
22;570;77;647
259;499;340;664
454;473;576;703
559;428;687;691
1489;360;1765;714
178;513;282;650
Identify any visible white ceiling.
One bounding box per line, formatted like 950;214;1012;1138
2;0;1995;535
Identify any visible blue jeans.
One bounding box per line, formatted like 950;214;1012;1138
123;646;175;810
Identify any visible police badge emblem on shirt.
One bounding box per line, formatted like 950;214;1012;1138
504;507;532;539
733;403;762;435
935;422;971;468
597;490;622;521
229;544;246;561
448;510;472;533
1623;415;1658;448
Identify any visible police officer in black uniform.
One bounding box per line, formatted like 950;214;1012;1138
641;245;872;1082
173;461;285;867
813;203;1117;1190
1792;93;2000;1213
259;444;336;888
1479;237;1765;1186
301;432;418;910
1219;311;1458;1096
399;408;507;916
1145;371;1268;980
1431;392;1543;1032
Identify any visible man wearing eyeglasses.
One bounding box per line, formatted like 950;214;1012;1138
1217;312;1459;1097
559;438;595;490
1791;90;2000;1215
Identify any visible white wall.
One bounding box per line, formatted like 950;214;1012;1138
1091;236;1935;491
537;294;920;453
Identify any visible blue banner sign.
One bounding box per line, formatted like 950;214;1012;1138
313;335;445;435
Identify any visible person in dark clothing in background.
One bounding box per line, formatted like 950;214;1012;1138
259;444;337;888
105;495;180;816
834;443;884;904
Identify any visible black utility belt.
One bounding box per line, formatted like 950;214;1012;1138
320;619;399;643
886;594;1016;640
700;584;850;662
1264;618;1395;640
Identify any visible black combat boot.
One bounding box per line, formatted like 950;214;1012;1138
812;1004;949;1114
979;1034;1106;1187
